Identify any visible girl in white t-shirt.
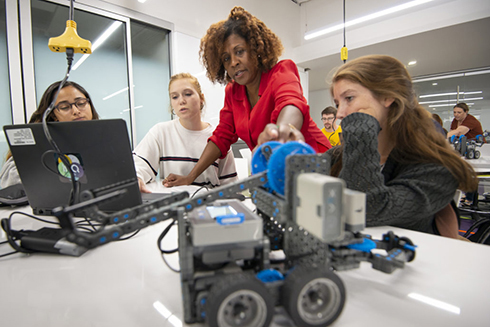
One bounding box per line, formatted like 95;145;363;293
133;73;237;193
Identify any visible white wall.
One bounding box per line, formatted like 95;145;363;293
77;0;303;127
293;0;490;64
82;0;301;58
171;32;225;127
309;88;333;129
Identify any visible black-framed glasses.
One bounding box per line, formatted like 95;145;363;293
55;98;90;113
321;117;335;122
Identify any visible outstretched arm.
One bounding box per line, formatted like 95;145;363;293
163;141;222;187
447;125;469;139
256;105;305;149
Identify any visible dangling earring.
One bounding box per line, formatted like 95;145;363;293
172;109;176;115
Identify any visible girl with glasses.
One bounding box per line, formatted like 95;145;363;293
1;81;99;188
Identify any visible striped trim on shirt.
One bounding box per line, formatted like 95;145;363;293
160;156;219;169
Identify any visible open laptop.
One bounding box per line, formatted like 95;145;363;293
3;119;143;215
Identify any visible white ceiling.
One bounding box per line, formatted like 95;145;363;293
297;16;490;113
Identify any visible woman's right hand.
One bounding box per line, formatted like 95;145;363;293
138;178;151;194
163;174;193;187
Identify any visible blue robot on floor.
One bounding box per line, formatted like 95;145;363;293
54;141;417;327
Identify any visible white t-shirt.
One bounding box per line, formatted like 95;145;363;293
133;119;238;188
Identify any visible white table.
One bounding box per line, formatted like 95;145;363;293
1;202;490;326
466;144;490;174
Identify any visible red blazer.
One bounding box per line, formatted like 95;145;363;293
209;60;331;158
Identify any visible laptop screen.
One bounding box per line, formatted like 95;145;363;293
3;119;142;215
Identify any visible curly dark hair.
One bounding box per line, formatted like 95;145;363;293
199;6;284;85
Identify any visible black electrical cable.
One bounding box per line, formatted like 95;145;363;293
0;250;19;257
343;0;346;64
157;219;178;254
69;0;75;21
157;219;180;273
0;211;62;255
117;229;140;241
190;185;209;198
41;48;80;206
41;150;68;176
7;211;60;225
1;214;34;254
162;252;180;273
0;250;19;258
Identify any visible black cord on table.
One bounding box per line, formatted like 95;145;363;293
117;229;140;241
0;250;19;258
190;185;209;198
157;219;180;273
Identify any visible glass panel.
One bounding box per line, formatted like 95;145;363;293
0;1;12;163
130;20;171;145
31;0;130;131
413;72;490;132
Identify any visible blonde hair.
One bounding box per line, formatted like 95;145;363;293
168;73;205;114
330;55;477;192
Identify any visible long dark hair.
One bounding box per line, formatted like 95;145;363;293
5;81;99;161
29;81;99;123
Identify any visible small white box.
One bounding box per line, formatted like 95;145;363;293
343;189;366;232
294;173;345;242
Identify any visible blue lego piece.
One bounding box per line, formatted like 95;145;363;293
257;269;285;283
216;213;245;225
403;243;417;252
346;237;376;252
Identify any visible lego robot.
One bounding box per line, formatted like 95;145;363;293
53;141;417;327
450;134;484;159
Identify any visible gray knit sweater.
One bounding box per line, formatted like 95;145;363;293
329;112;458;233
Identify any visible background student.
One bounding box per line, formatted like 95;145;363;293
164;6;330;187
447;102;484;140
321;106;342;146
0;81;99;189
432;113;448;136
133;73;237;193
329;55;477;237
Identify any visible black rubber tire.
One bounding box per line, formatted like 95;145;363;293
475;151;481;159
467;151;475;159
205;273;274;327
282;265;345;327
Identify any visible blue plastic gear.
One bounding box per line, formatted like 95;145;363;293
251;141;282;174
267;142;315;195
251;141;282;189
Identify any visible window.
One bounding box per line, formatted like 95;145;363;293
0;0;11;161
31;0;132;135
25;0;172;147
130;20;171;145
